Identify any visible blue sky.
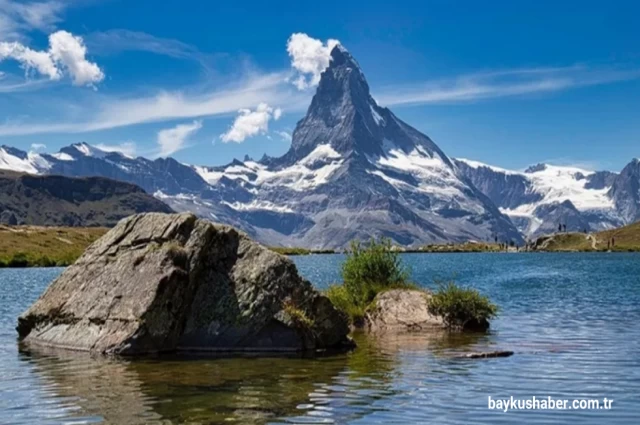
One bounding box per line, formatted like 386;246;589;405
0;0;639;171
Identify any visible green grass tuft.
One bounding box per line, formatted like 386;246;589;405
427;282;498;330
282;300;315;329
325;238;416;325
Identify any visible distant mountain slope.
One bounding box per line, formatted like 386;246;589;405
609;159;640;224
532;219;640;252
454;159;625;238
0;170;173;227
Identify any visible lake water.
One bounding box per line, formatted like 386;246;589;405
1;253;639;424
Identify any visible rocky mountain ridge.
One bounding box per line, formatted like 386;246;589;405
0;169;173;227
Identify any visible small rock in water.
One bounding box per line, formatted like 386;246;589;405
364;289;490;333
456;350;514;359
365;289;443;332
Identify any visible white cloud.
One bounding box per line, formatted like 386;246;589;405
287;33;339;90
0;41;60;79
220;103;282;143
48;31;104;86
30;143;46;151
275;130;292;142
95;142;137;157
157;120;202;157
0;30;103;86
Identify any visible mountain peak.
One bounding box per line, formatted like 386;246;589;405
58;142;112;160
329;44;359;69
524;163;548;173
280;44;450;167
284;45;381;161
316;45;371;106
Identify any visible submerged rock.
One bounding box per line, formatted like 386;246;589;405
17;213;352;355
455;350;514;359
364;289;490;333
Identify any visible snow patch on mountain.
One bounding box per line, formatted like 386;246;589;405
72;142;111;159
195;144;344;191
523;164;614;212
51;152;75;161
370;104;385;125
222;200;295;213
193;166;224;185
376;146;465;198
455;158;520;175
0;147;50;174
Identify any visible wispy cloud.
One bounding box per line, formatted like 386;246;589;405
0;0;67;40
157;120;202;157
274;130;292;142
0;72;52;92
85;29;219;70
376;65;640;106
0;72;307;136
30;142;46;151
95;141;137;157
220;103;282;143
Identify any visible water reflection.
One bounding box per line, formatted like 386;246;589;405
18;330;488;425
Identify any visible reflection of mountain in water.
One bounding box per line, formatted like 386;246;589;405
18;332;488;425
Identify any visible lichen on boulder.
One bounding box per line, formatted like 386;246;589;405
17;213;353;355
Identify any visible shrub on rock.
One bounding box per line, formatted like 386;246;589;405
427;282;498;331
327;238;414;325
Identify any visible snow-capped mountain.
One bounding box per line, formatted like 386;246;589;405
187;46;523;247
454;159;628;237
0;142;209;195
0;45;523;248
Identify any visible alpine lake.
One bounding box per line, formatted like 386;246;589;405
1;252;638;424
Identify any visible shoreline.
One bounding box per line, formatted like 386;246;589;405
2;223;640;268
4;249;640;269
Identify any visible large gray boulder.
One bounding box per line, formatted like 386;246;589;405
17;213;352;355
